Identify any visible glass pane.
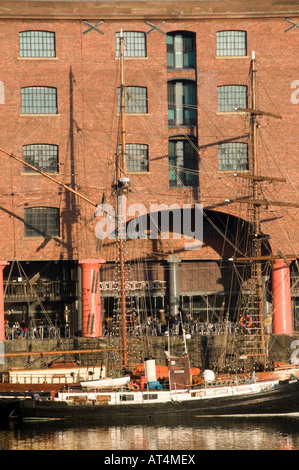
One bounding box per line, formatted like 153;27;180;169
116;31;146;57
217;31;247;56
167;32;195;69
218;142;248;171
174;35;183;68
217;85;247;112
21;87;57;114
24;207;59;237
168;81;197;126
167;35;174;67
183;82;196;125
23;144;59;173
19;31;56;58
168;139;198;187
118;144;149;172
117;87;147;114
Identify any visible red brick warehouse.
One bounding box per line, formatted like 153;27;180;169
0;0;298;339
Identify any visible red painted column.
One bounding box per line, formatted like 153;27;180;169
0;262;9;341
78;258;105;338
272;259;293;334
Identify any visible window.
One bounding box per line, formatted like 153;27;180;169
120;395;135;402
143;394;158;400
117;86;147;114
19;31;56;58
116;31;146;57
217;31;247;57
169;138;198;187
217;85;247;112
24;207;60;238
118;144;149;172
167;32;195;68
23;144;59;173
21;87;57;114
218;142;248;171
168;80;196;126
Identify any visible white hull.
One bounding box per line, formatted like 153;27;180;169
65;378;280;404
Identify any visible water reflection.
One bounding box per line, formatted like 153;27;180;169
1;415;299;450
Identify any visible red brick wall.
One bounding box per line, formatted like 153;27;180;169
0;16;297;263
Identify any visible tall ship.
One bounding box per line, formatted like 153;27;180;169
0;34;299;421
0;14;298;419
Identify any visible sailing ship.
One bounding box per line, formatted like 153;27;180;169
1;40;299;421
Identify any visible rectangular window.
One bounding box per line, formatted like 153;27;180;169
21;87;57;114
24;207;60;238
120;395;135;402
19;31;56;58
143;394;158;400
168;81;196;126
118;143;149;172
218;142;248;171
167;33;195;69
117;86;147;114
116;31;146;57
217;31;247;57
217;85;247;112
23;144;59;173
169;138;198;187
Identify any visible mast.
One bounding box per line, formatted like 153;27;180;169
116;30;130;369
250;51;266;364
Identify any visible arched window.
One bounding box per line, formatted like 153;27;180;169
21;87;58;114
23;144;59;173
19;31;56;58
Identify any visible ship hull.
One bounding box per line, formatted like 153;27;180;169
16;378;299;423
0;398;20;420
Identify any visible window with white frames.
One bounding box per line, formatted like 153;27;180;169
24;207;60;238
23;144;59;173
217;85;247;112
19;31;56;58
118;144;149;172
169;138;198;187
117;86;147;114
21;87;57;114
217;31;247;57
218;142;248;171
116;31;146;57
167;32;195;68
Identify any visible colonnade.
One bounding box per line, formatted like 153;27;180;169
0;258;294;340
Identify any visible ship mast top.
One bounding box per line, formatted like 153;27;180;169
250;51;267;364
115;29;130;369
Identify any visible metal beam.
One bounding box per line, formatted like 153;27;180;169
83;20;104;35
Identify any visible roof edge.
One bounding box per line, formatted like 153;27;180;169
1;1;299;21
